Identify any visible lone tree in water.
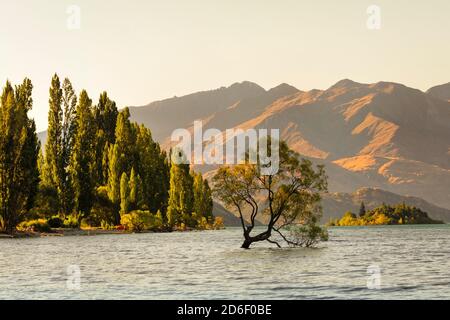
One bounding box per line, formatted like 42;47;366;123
213;141;328;249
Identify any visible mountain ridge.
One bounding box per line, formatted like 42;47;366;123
38;79;450;211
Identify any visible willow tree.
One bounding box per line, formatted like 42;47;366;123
0;79;40;234
213;141;328;249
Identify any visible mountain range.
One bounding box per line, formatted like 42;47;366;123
38;79;450;223
128;79;450;211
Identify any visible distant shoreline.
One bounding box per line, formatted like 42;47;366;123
329;223;448;228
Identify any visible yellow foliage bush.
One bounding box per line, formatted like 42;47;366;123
120;210;153;232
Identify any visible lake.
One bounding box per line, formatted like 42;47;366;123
1;225;450;300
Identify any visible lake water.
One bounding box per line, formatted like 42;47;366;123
1;225;450;300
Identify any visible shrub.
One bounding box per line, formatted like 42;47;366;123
47;216;64;228
100;220;115;230
18;219;51;233
213;216;225;230
64;213;81;229
120;210;153;232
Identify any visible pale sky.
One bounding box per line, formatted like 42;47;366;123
1;0;449;132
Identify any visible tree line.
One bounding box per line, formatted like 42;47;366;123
0;75;217;235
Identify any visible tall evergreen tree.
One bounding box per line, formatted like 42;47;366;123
70;90;96;218
0;79;40;234
359;201;366;217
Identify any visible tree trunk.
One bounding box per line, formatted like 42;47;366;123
241;238;252;249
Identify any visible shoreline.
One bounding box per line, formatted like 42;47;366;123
329;223;448;228
0;228;131;239
0;226;224;239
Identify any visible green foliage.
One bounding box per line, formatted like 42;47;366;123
2;77;215;234
64;213;82;229
30;184;59;217
128;167;144;210
93;92;118;185
86;186;115;227
42;74;63;190
167;156;194;227
43;75;77;216
120;172;130;215
287;219;329;248
193;172;214;222
213;140;328;248
70;90;96;218
134;124;169;212
0;79;40;234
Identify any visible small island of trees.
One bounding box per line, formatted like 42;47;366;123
0;75;221;236
329;202;444;226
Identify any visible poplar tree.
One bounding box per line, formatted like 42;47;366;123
94;92;118;184
94;92;118;144
43;75;77;216
134;124;169;213
120;172;129;215
193;172;214;221
129;167;144;211
0;79;40;234
115;108;135;173
106;109;135;223
70;90;96;218
107;143;122;224
60;78;77;215
167;159;194;227
43;74;63;191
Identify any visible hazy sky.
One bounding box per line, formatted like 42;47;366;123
1;0;449;131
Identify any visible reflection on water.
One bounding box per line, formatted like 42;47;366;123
1;225;450;299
